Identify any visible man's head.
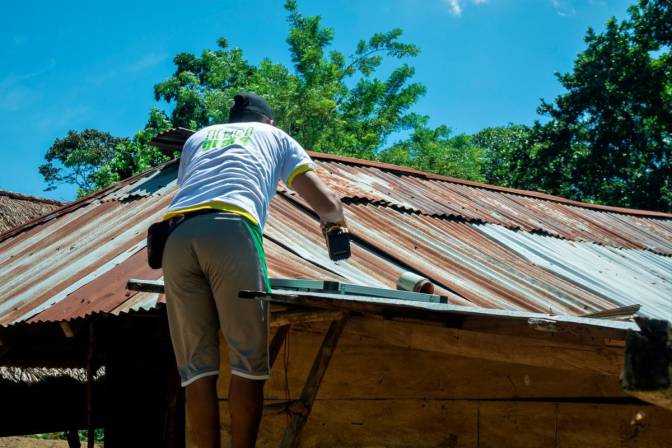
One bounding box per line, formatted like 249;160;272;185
228;93;274;125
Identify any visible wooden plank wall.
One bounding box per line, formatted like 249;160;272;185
200;322;672;448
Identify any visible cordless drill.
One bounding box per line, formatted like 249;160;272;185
323;223;351;261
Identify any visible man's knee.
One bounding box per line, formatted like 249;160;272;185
186;374;219;398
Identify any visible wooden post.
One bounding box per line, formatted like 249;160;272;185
164;355;186;448
279;315;348;448
86;321;95;448
65;429;81;448
622;317;672;410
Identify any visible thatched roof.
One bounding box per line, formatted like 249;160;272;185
0;190;63;234
0;366;105;384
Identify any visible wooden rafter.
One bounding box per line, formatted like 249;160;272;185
279;315;349;448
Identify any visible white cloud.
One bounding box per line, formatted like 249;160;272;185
445;0;462;15
550;0;576;16
124;53;168;73
0;60;56;111
35;105;91;131
88;53;168;86
443;0;488;16
0;86;38;112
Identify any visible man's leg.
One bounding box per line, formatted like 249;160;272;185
195;214;270;447
163;219;223;447
186;375;220;448
229;375;265;448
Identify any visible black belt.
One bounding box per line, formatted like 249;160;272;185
149;209;231;270
168;208;232;226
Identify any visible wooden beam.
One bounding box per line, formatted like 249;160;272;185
263;400;307;416
240;289;632;347
345;317;624;376
269;325;290;369
622;317;672;410
270;311;345;328
127;278;164;293
279;315;349;448
60;321;76;338
581;304;641;320
129;279;631;345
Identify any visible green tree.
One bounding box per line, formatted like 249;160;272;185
521;0;672;211
471;124;535;188
631;0;672;47
40;108;172;197
378;115;485;181
154;0;426;160
39;129;129;196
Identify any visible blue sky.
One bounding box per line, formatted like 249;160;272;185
0;0;633;201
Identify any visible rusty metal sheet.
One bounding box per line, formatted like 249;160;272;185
27;248;162;323
1;136;671;327
0;194;175;325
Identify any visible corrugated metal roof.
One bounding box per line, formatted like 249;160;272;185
476;225;672;321
312;162;672;255
0;131;670;327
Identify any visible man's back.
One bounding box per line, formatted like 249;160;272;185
165;121;314;228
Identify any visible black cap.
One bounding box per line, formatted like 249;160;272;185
229;93;274;121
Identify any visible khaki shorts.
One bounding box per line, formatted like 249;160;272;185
162;212;270;386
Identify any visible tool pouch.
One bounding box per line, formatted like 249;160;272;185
146;215;184;269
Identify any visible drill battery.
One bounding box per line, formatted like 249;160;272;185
323;224;351;261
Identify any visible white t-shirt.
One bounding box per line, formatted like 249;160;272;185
163;122;315;229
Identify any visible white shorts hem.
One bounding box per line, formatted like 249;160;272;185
181;370;219;387
231;369;269;381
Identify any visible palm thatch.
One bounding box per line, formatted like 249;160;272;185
0;366;105;384
0;191;63;234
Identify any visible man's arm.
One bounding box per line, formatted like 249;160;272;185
291;170;345;226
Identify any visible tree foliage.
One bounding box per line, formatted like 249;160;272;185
40;108;172;197
154;0;427;160
39;129;128;196
471;124;536;188
379;115;485;181
492;0;672;211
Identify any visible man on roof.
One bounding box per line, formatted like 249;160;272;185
161;93;346;448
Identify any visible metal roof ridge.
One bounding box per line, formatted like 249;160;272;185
308;152;672;220
0;159;179;244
